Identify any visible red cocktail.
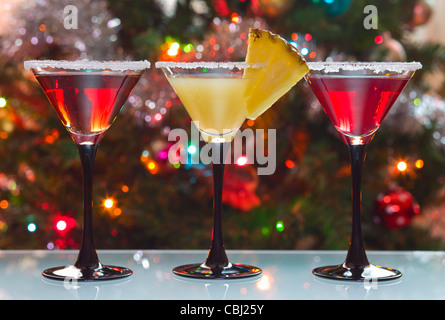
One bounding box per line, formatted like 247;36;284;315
305;62;421;281
308;76;410;144
36;73;140;140
25;60;150;281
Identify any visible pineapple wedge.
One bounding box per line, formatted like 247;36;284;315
245;28;309;120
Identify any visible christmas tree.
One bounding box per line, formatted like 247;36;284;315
0;0;444;251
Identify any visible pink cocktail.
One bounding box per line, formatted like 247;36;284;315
35;73;141;142
25;60;150;281
308;76;410;144
305;62;421;281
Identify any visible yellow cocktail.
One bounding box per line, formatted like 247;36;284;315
166;74;250;142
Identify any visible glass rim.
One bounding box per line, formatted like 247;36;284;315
155;61;266;70
307;61;422;73
24;60;151;71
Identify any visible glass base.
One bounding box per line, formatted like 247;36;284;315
42;264;133;281
172;262;262;279
312;262;402;281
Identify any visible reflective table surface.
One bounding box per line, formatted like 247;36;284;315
1;249;444;300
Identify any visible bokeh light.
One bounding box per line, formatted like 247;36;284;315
397;161;407;172
104;198;114;208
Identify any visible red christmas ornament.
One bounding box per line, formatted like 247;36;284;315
218;165;260;212
373;188;420;229
213;0;231;16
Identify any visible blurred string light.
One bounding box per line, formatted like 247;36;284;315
44;129;59;144
375;35;383;44
289;32;317;60
27;223;36;232
141;150;149;158
104;198;114;209
54;215;75;233
394;158;424;173
154;112;163;122
167;42;180;56
56;220;67;231
183;43;193;53
147;161;158;174
187;145;197;155
112;208;122;218
147;161;156;170
231;12;241;24
0;97;7;108
163;37;194;59
415;159;424;169
276;221;284;232
397;161;407;172
140;150;159;173
285;160;295;168
103;197;122;218
236;155;248;167
0;200;8;209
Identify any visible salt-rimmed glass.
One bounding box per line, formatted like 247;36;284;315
156;61;263;279
305;61;422;281
24;60;150;281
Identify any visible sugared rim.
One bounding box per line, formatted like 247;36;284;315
307;61;422;73
155;61;266;69
24;60;151;71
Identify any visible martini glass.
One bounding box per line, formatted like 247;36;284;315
305;61;422;281
24;60;150;281
156;61;262;279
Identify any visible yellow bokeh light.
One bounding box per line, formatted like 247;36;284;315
167;42;180;56
148;161;156;170
104;198;114;208
397;161;407;172
231;13;240;24
415;159;424;169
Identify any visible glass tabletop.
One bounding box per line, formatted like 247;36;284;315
0;249;444;300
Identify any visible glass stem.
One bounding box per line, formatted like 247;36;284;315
204;142;231;270
74;143;100;270
344;144;370;268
